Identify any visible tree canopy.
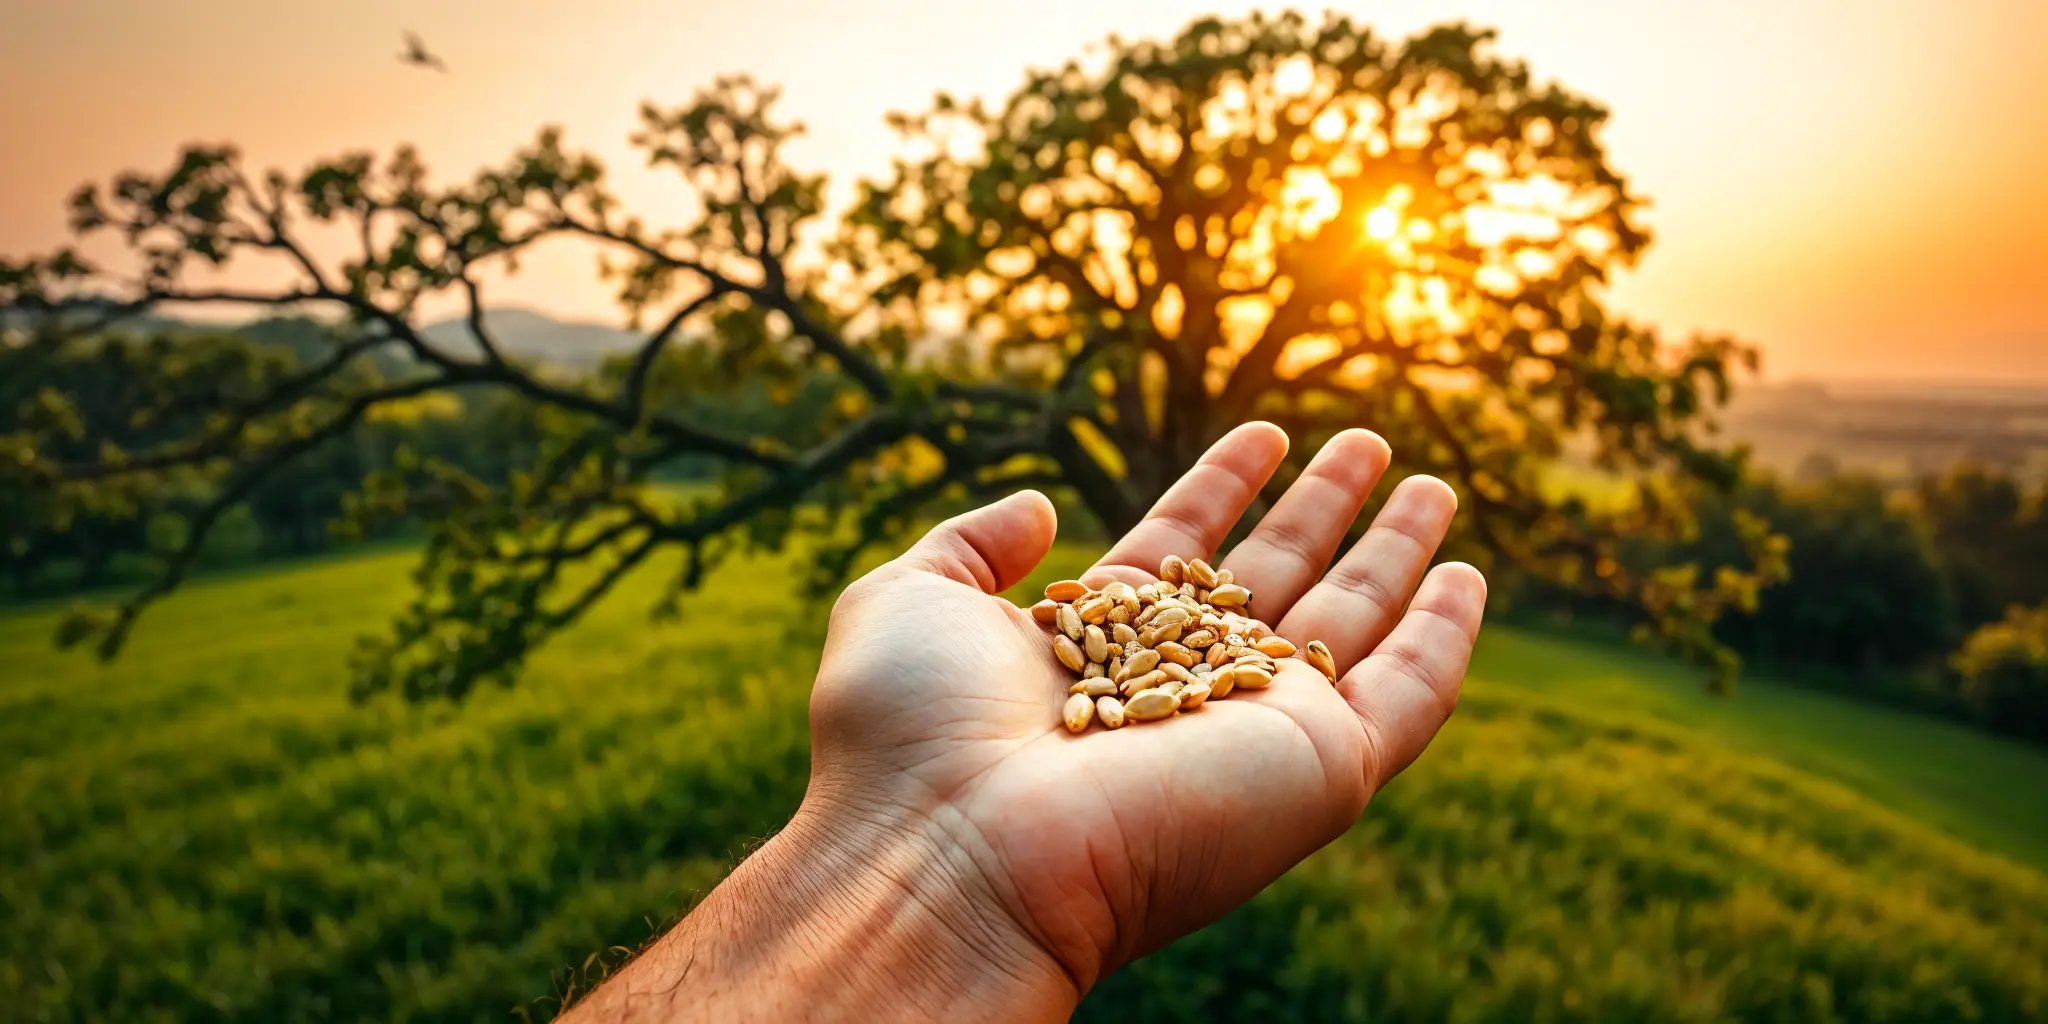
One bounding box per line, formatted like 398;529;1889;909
0;12;1780;698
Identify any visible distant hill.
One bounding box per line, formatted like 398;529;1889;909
418;307;644;370
0;302;190;337
5;304;649;373
1723;379;2048;482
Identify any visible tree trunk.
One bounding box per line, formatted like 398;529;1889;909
1048;423;1142;536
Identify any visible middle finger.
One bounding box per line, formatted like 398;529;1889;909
1219;428;1391;621
1276;474;1458;676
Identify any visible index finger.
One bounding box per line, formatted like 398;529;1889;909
1088;422;1289;583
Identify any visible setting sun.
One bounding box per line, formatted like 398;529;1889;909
1366;206;1401;241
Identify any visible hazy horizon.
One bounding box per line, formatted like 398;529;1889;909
5;0;2045;383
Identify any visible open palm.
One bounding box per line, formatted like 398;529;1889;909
807;422;1486;995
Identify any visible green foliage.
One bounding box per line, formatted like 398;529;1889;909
1686;475;1956;671
1951;605;2048;743
0;323;551;599
3;547;2045;1021
2;13;1778;699
1603;464;2048;743
0;323;343;602
1916;466;2048;632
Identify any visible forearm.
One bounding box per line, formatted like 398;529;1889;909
563;802;1080;1023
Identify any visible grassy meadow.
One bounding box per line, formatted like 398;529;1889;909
3;545;2047;1022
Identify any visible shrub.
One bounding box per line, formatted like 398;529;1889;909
1688;476;1958;673
1951;605;2048;743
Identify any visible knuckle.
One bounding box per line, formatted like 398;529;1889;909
1326;562;1397;614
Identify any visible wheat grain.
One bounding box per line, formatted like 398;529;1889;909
1031;552;1339;731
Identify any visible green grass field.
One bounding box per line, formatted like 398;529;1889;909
4;546;2046;1022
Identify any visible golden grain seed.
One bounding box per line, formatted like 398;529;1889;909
1159;555;1187;585
1052;634;1086;672
1209;665;1238;699
1253;635;1296;658
1056;604;1083;641
1233;664;1274;689
1063;692;1096;733
1044;552;1343;731
1119;648;1161;681
1096;695;1126;728
1125;688;1180;721
1083;624;1108;663
1122;669;1168;696
1304;639;1337;682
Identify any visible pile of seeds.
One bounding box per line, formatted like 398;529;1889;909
1031;554;1338;733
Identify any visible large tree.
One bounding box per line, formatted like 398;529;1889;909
0;13;1780;697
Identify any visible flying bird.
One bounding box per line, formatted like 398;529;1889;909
399;31;448;72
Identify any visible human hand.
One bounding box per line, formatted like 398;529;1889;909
569;422;1486;1022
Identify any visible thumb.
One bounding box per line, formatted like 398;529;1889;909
896;489;1058;594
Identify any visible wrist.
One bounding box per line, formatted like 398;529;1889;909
765;799;1080;1019
570;797;1079;1022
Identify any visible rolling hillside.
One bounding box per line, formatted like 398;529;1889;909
3;547;2044;1021
416;307;645;370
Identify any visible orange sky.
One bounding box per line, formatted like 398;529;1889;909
4;0;2044;383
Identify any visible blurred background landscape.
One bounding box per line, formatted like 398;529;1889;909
3;1;2045;1020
